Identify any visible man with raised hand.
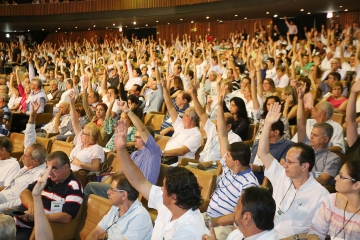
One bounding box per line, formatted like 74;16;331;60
113;117;209;240
257;102;328;240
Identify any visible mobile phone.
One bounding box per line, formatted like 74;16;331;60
3;209;25;217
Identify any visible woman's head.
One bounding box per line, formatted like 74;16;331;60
120;112;133;128
24;84;31;94
335;160;360;194
262;96;281;118
330;81;343;98
282;86;298;105
230;97;248;119
263;78;275;92
298;77;311;93
242;84;252;99
75;104;86;118
82;122;100;144
95;103;108;119
11;87;20;97
173;76;184;90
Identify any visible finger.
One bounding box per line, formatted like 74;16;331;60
40;165;52;183
209;222;216;238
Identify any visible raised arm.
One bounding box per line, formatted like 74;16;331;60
162;74;178;123
296;85;307;142
346;80;360;147
69;91;82;136
216;77;229;157
189;83;208;125
114;119;152;200
257;102;282;169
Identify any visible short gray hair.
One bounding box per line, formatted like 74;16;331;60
30;142;47;164
319;102;334;119
313;122;334;140
0;93;9;103
186;107;199;126
0;215;16;240
49;79;58;85
31;77;43;89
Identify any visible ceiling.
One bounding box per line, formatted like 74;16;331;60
0;0;359;32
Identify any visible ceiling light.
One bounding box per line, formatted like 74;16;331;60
235;14;238;17
28;30;30;32
266;12;269;14
75;26;77;29
339;6;343;8
133;21;136;25
14;30;16;32
6;34;10;38
106;27;108;29
307;12;311;14
42;29;44;31
125;26;127;27
119;27;122;32
55;30;57;32
244;17;247;19
344;9;348;11
274;14;278;17
88;28;90;30
113;23;115;26
168;23;170;25
300;9;304;11
191;21;194;23
327;12;333;18
206;16;209;19
146;24;148;26
58;28;60;30
93;25;96;27
156;20;159;22
180;19;183;21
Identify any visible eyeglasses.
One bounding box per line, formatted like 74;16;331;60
50;164;67;173
134;136;141;139
82;132;90;136
108;187;125;194
338;174;357;182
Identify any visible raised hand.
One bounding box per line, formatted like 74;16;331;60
264;102;282;125
69;90;76;104
31;100;41;114
32;165;52;197
117;100;129;112
351;80;360;93
114;119;128;150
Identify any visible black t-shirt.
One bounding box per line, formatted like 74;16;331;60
346;137;360;162
108;75;119;88
12;47;21;63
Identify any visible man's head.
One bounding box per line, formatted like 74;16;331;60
330;59;340;71
269;120;284;142
57;73;64;82
173;64;182;76
266;58;275;68
327;72;341;86
133;127;154;150
0;215;16;240
88;91;100;105
311;102;334;122
302;55;309;64
224;112;235;132
226;142;251;169
58;102;70;116
0;77;6;86
234;187;276;236
127;95;140;109
49;80;58;92
175;91;191;109
162;167;203;210
31;77;42;91
65;79;74;90
0;93;9;106
0;137;12;160
182;107;199;128
0;85;8;94
132;68;141;78
227;69;234;80
310;122;333;150
283;143;315;178
46;151;71;184
107;173;139;206
107;87;119;98
22;143;47;169
128;84;141;96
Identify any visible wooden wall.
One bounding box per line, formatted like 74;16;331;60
156;18;272;43
0;0;221;16
326;11;360;29
44;30;111;43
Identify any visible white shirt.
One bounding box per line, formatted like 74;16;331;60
321;68;347;81
285;22;298;35
70;131;105;171
199;119;241;162
0;158;20;187
148;185;209;240
292;119;345;153
274;74;290;88
102;95;120;116
196;60;207;80
55;88;73;108
8;96;22;109
42;114;71;134
341;62;355;72
227;228;279;240
164;116;202;161
320;57;333;71
125;59;143;91
264;160;329;239
266;67;277;79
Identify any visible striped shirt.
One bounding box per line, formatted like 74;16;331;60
160;98;189;131
206;156;259;218
15;172;83;228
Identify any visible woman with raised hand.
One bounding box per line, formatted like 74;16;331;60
68;91;104;172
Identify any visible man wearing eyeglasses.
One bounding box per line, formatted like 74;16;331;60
86;173;152;240
257;102;329;240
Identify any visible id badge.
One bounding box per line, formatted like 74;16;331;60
145;99;150;107
50;201;64;214
47;93;53;100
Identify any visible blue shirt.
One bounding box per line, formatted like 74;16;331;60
130;135;161;185
160;98;189;134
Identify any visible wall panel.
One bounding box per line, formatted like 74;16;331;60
326;11;360;30
0;0;221;16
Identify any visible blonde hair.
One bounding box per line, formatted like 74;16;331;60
84;122;100;142
0;215;16;240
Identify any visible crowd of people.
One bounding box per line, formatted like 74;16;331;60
0;15;359;239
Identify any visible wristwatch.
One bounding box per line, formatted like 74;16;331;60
161;150;165;156
294;234;300;240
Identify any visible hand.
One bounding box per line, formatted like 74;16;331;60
109;94;116;104
313;57;320;66
117;100;129;112
264;102;282;125
297;82;306;100
160;128;170;136
71;157;81;167
114;119;128;150
30;101;40;116
351;79;360;93
207;96;213;105
286;95;293;104
250;164;262;173
32;165;52;197
69;90;76;104
188;83;197;96
201;222;217;240
216;74;222;85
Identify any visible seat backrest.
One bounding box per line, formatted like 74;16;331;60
289;125;297;139
36;136;53;153
185;166;217;200
156;164;170;186
330;112;345;126
51;140;75;157
155;134;171;151
10;133;24;152
160;101;167;114
245;124;255;141
144;113;166;131
78;194;111;240
44;103;54;113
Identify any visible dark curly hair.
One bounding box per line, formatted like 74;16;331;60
164;167;203;211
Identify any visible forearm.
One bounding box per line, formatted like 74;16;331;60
20;189;34;209
211;213;235;227
297;99;307;142
54;116;61;133
282;233;308;240
77;160;99;171
46;212;71;223
33;195;53;240
163;147;188;157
